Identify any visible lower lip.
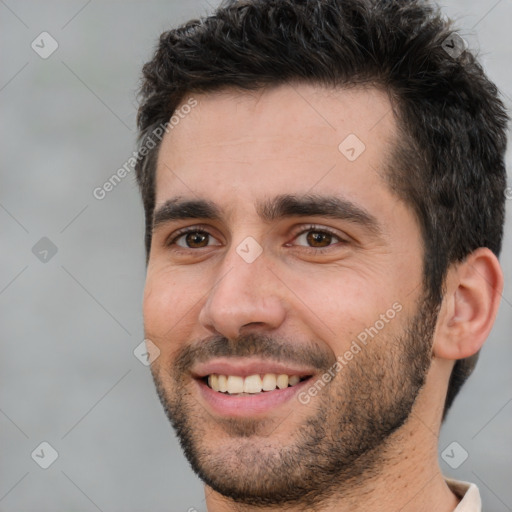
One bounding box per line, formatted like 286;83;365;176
196;378;311;417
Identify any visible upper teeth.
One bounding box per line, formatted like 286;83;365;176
207;374;303;394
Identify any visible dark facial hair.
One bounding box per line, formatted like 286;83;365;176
150;297;438;509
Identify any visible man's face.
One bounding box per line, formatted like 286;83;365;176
143;84;436;506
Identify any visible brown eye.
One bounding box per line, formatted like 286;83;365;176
294;228;342;249
174;230;213;248
186;232;209;248
168;226;222;250
306;231;333;247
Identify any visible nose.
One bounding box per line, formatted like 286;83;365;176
198;245;287;340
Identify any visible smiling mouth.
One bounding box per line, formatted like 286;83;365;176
202;373;312;395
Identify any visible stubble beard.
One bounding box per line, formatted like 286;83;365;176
150;297;438;508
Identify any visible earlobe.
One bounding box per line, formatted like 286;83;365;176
433;248;503;361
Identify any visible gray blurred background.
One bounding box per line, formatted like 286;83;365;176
0;1;511;511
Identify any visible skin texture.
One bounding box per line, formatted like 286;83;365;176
142;84;503;511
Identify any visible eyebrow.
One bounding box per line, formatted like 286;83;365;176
152;193;383;237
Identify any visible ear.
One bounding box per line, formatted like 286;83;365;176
433;248;504;360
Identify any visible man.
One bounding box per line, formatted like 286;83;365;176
135;0;508;510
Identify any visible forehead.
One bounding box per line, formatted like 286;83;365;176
155;83;397;215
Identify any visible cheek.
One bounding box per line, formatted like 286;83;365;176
283;266;401;351
142;269;200;348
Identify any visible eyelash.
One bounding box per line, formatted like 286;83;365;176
292;225;348;253
166;224;347;253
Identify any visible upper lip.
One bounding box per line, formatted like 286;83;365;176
191;358;317;379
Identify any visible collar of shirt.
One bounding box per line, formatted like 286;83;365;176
445;478;481;512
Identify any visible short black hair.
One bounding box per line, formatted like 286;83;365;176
135;0;508;419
